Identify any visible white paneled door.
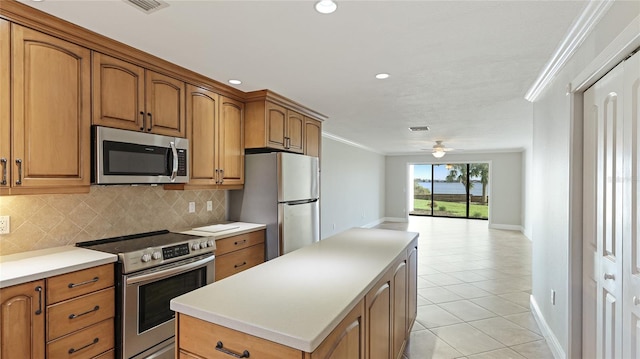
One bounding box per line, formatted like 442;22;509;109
583;49;640;358
622;50;640;359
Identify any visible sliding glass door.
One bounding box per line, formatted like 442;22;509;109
410;163;489;220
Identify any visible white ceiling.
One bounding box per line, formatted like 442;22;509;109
19;0;587;155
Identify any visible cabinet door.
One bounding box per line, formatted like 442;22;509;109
92;53;145;131
311;300;364;359
0;280;45;359
218;96;244;186
266;102;287;150
392;260;407;359
286;110;304;153
145;70;185;137
0;19;9;195
12;25;91;189
304;117;322;158
186;85;218;185
407;246;417;334
366;275;392;359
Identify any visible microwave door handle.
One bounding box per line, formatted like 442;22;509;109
169;141;178;182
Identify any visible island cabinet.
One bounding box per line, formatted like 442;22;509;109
92;52;186;138
215;230;265;281
0;279;46;359
177;300;365;359
1;23;91;196
186;85;244;189
173;229;418;359
244;90;325;156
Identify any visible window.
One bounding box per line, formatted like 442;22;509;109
410;163;489;220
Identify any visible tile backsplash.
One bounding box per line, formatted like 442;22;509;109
0;186;226;255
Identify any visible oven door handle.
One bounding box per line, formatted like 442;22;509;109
125;254;215;285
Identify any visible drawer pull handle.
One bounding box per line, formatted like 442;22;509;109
234;239;247;246
35;286;43;315
68;277;99;288
604;273;615;280
234;261;247;269
1;158;6;185
15;159;22;185
215;341;250;358
68;338;99;354
69;305;100;319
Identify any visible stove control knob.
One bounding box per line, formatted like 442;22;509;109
207;240;215;248
152;252;162;260
141;253;152;263
200;242;208;249
191;243;200;251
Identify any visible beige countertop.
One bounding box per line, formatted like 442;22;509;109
0;246;117;288
170;227;418;353
179;222;266;240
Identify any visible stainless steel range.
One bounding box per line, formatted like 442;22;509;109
77;230;216;359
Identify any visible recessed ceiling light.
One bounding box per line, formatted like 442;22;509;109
315;0;337;14
228;79;242;85
375;73;390;80
31;0;44;2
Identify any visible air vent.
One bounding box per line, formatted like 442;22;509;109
124;0;169;14
408;126;430;132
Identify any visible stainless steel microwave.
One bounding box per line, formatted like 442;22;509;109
92;126;189;184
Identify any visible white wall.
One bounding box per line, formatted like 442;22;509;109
320;136;386;238
530;1;640;357
385;152;524;229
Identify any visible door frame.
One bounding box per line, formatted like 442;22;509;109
569;14;640;359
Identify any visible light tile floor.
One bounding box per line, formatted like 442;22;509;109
374;216;554;359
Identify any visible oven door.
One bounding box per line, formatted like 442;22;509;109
122;253;214;359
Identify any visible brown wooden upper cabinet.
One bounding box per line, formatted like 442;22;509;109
304;117;322;158
92;52;186;138
0;19;9;195
245;91;324;156
186;85;244;187
2;24;91;195
248;101;303;153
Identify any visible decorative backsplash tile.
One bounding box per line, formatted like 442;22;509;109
0;186;226;255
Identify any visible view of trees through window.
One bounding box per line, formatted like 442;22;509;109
410;163;489;219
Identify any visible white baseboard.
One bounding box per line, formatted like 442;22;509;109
489;223;523;231
530;295;566;359
382;217;408;223
361;218;386;228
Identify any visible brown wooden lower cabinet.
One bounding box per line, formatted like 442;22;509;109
0;279;46;359
215;230;265;281
176;243;417;359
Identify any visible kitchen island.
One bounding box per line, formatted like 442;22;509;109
170;227;418;359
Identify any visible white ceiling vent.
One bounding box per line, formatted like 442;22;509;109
408;126;430;132
124;0;169;14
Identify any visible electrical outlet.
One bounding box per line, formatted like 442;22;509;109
0;216;9;234
207;201;213;212
188;202;196;213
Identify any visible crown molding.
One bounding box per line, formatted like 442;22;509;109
524;0;614;102
322;132;384;154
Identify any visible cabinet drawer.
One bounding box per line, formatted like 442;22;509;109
47;264;114;304
216;230;265;256
47;318;114;359
215;243;264;281
94;349;114;359
47;287;115;340
178;314;300;359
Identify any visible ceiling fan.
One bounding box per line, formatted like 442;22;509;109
430;141;454;158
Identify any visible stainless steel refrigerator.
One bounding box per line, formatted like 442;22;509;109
228;152;320;260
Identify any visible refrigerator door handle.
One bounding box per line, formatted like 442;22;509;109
283;199;318;206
